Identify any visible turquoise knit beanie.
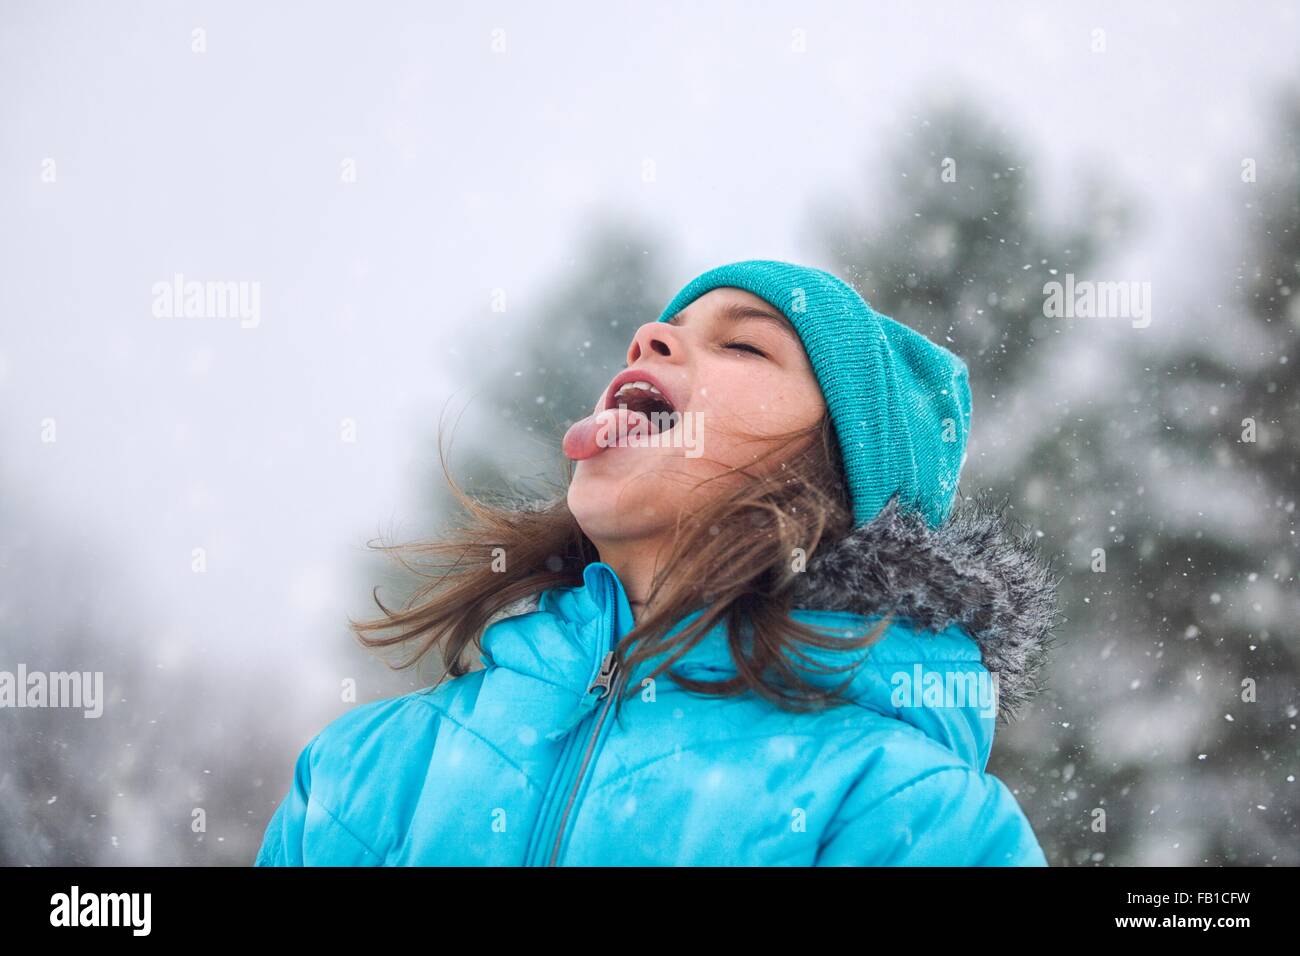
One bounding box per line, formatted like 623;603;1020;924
656;259;972;528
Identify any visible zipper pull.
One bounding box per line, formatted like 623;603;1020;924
544;652;620;742
589;651;619;699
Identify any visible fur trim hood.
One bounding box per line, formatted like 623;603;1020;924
790;494;1060;725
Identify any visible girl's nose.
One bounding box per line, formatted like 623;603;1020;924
627;320;680;364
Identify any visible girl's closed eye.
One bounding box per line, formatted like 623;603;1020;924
722;339;768;358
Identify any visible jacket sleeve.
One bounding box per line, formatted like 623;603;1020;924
815;764;1048;866
253;735;318;866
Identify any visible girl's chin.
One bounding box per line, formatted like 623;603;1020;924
567;504;675;546
568;476;682;528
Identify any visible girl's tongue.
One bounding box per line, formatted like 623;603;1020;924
562;408;652;460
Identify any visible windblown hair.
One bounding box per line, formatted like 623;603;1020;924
351;411;890;716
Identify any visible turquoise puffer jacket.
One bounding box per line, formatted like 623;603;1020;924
254;499;1056;866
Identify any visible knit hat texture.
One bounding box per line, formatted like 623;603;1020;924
656;259;972;528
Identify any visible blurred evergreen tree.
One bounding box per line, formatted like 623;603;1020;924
818;98;1129;400
1108;88;1300;863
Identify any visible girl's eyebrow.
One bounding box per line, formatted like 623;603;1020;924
668;302;798;343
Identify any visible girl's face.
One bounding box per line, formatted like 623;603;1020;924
566;287;826;546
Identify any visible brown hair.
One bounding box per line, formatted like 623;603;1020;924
351;410;889;718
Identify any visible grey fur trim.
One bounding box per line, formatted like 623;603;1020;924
792;495;1061;724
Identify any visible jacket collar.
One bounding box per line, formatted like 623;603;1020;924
479;495;1059;770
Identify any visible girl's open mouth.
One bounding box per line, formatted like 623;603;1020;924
606;379;681;434
563;368;687;460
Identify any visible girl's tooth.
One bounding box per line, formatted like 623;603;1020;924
613;379;666;404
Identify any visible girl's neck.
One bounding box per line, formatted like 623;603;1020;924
594;537;667;622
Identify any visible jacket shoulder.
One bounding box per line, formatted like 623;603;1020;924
254;682;473;865
817;724;1047;866
314;688;445;750
307;684;464;792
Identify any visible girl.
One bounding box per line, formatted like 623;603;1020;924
254;259;1057;866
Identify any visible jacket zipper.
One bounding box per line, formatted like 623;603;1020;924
526;574;624;866
544;651;625;865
